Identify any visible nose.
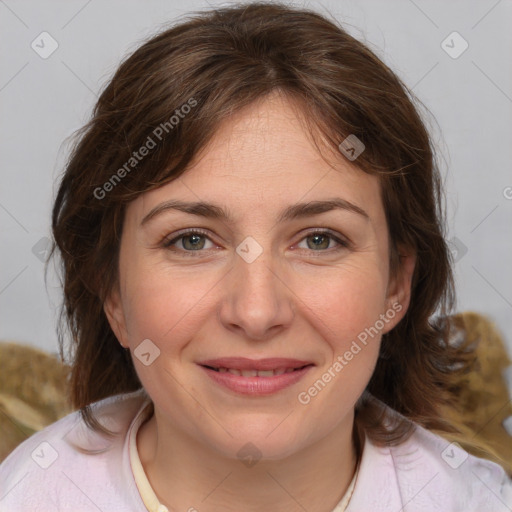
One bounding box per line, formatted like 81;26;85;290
218;246;294;341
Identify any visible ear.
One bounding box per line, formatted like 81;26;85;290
382;248;416;334
103;284;129;349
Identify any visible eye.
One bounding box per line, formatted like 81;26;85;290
295;230;349;252
163;229;216;253
162;228;350;256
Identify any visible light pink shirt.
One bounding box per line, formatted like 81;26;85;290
1;389;510;511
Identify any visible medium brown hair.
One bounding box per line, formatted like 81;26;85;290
50;1;473;443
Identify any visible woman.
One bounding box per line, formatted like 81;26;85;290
1;2;510;511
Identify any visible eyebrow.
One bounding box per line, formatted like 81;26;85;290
140;197;369;227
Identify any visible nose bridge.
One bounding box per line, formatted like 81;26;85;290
219;237;293;340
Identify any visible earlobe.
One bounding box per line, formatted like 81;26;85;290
103;285;129;348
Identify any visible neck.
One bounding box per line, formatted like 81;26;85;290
137;407;360;512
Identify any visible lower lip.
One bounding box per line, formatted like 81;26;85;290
199;365;314;395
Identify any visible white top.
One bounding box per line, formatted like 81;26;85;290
0;389;510;511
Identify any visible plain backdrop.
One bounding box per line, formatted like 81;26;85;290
1;0;511;364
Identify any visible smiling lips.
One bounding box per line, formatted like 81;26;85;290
198;357;314;377
198;358;314;395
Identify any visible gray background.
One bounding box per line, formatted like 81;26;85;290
1;0;511;363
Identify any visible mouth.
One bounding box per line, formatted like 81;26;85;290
197;357;315;392
198;357;313;373
198;358;315;395
201;364;313;377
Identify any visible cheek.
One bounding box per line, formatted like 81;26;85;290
295;265;389;409
298;262;389;348
120;264;215;347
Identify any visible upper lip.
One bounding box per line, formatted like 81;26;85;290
198;357;314;371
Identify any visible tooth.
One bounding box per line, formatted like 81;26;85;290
241;369;258;377
216;367;301;377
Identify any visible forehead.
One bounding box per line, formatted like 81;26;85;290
188;92;363;180
130;92;383;222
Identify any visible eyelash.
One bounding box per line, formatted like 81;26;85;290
161;228;350;257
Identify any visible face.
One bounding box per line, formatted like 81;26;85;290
105;92;414;460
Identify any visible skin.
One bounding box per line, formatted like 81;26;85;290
104;91;415;512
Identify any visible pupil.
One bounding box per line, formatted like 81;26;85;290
308;234;328;250
184;234;204;250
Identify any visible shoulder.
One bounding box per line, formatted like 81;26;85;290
0;389;150;511
389;424;512;510
350;420;512;512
